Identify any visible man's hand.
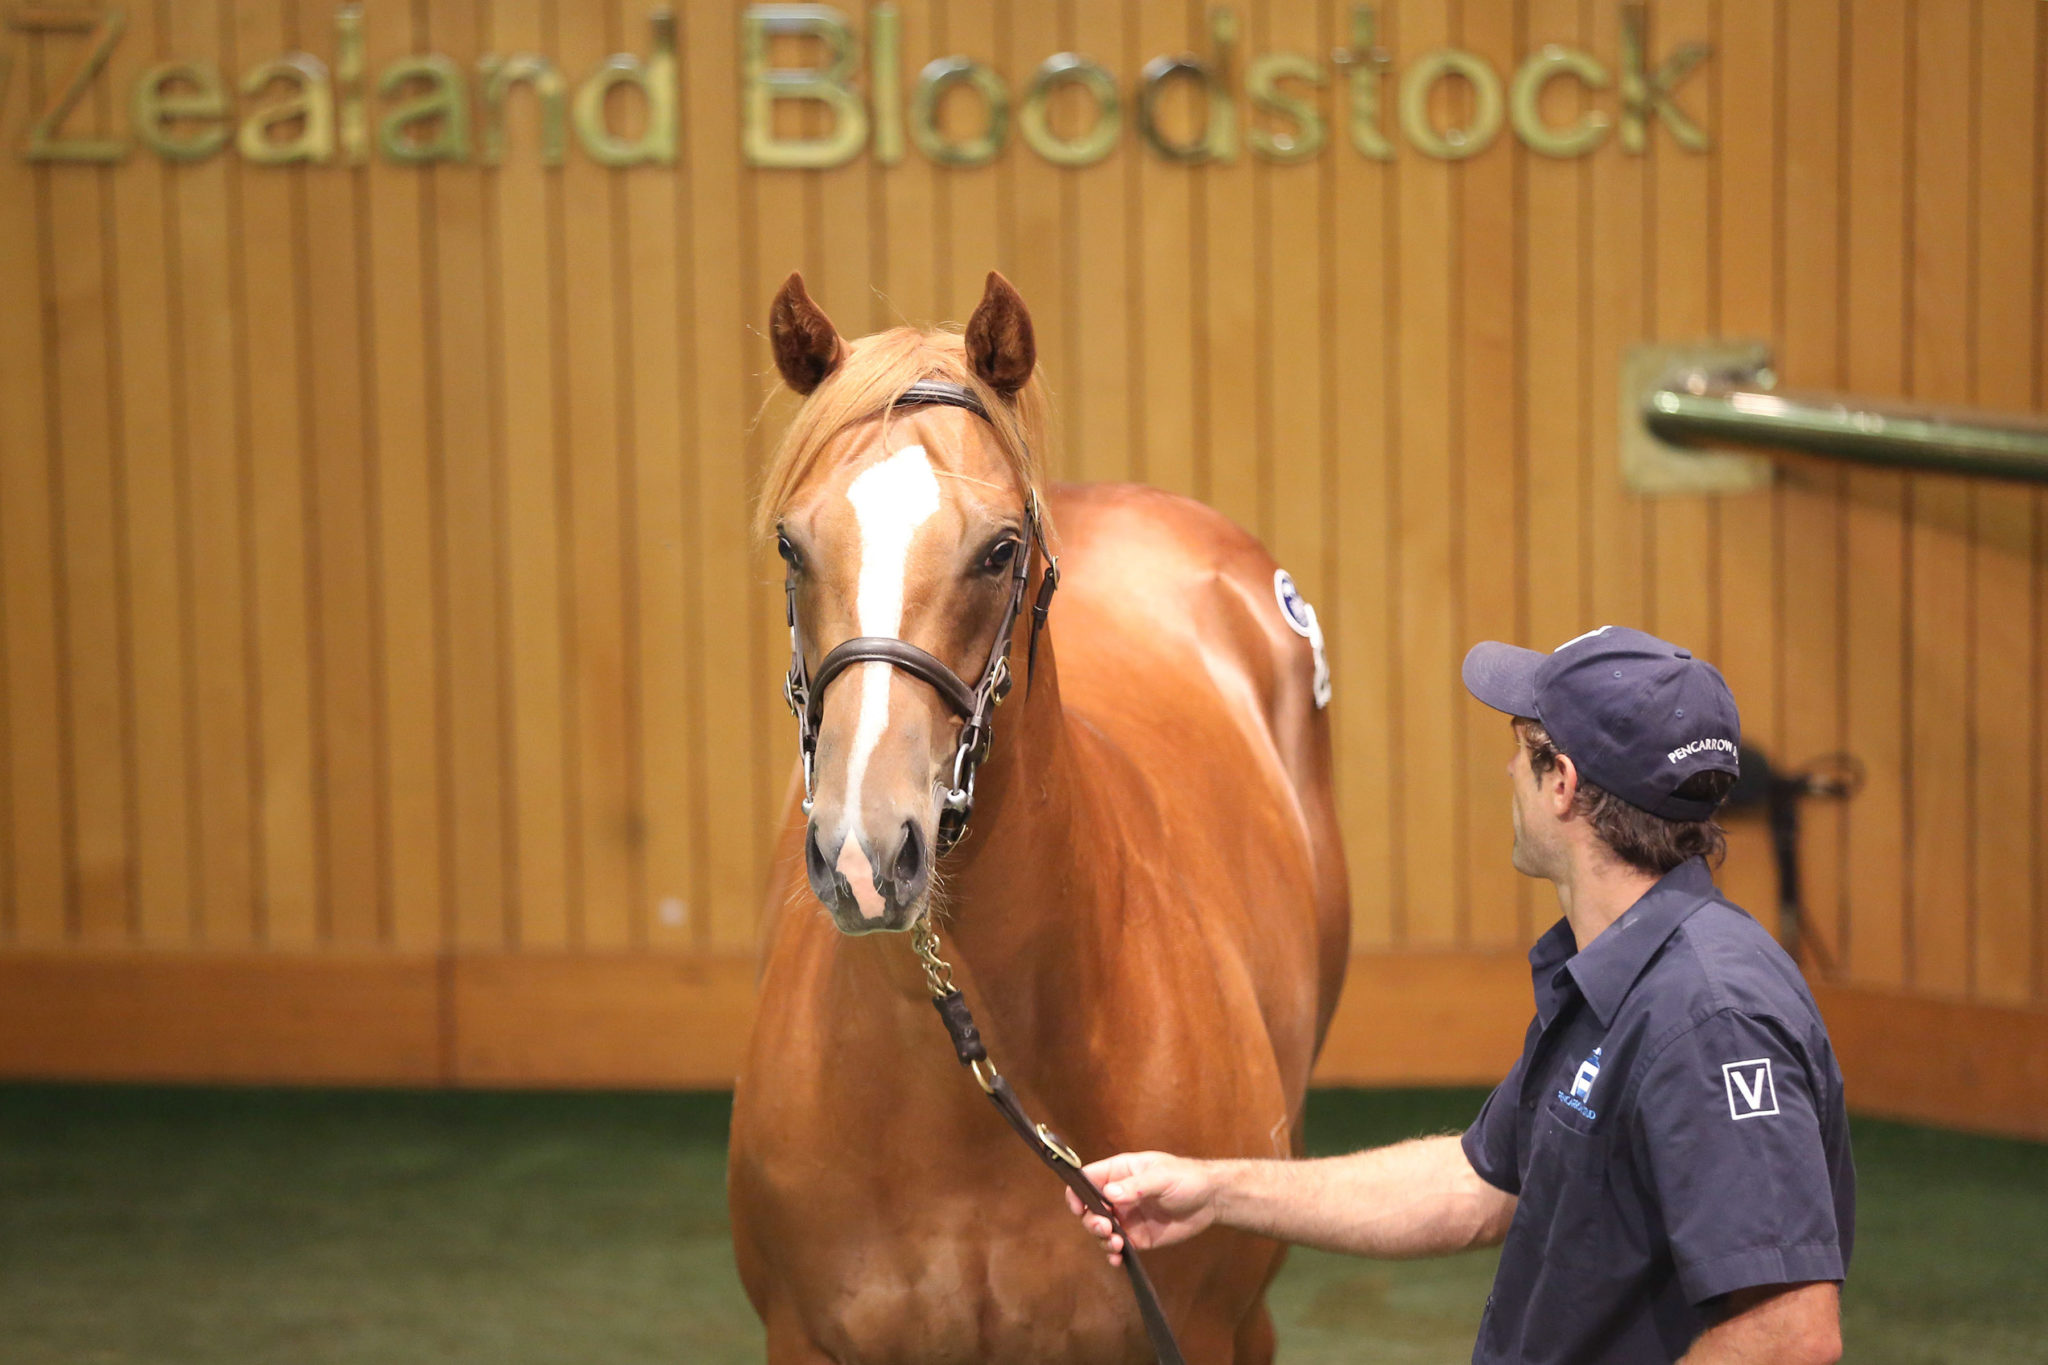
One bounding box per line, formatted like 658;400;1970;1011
1065;1134;1516;1264
1065;1151;1218;1266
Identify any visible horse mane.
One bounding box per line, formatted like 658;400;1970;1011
752;325;1053;544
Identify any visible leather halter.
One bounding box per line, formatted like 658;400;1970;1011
780;378;1060;855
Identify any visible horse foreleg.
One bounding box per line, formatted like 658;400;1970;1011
763;1306;839;1365
1230;1299;1277;1365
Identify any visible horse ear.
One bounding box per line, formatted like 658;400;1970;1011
964;270;1036;397
770;271;848;395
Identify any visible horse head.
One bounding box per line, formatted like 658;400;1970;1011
759;270;1049;934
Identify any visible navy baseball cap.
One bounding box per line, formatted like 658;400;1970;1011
1462;626;1741;820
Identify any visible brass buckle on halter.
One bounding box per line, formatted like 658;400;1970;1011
1035;1124;1082;1168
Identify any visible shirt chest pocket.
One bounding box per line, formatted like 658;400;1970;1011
1527;1105;1617;1268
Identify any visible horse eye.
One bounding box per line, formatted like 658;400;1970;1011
776;533;802;570
982;539;1020;573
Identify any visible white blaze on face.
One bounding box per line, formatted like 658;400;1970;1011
838;444;942;866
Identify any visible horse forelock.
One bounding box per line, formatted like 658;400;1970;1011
753;326;1052;546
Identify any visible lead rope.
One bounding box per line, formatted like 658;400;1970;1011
911;915;1188;1365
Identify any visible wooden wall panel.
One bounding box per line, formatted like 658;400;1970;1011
0;0;2043;1121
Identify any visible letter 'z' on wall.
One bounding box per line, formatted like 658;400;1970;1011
0;3;1708;168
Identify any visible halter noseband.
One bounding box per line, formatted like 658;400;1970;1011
780;379;1060;855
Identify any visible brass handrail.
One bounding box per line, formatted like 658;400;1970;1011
1646;380;2048;485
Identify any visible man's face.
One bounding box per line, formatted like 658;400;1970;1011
1508;726;1566;879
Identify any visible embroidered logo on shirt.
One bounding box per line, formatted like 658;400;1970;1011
1722;1057;1779;1120
1554;1046;1602;1121
1571;1047;1603;1101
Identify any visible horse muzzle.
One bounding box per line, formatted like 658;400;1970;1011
805;818;931;933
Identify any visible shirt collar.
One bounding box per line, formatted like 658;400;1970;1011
1527;917;1579;1029
1558;857;1719;1027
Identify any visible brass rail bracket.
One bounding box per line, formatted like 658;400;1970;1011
1621;340;1778;496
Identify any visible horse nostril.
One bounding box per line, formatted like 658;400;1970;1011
806;824;834;889
893;819;925;891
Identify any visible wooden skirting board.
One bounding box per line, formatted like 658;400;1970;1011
1;949;2042;1141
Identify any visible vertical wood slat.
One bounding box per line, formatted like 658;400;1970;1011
560;0;633;949
1200;2;1256;532
1904;0;1974;997
1326;0;1394;951
746;20;808;930
295;0;382;948
1262;0;1327;678
234;0;320;949
0;14;68;946
167;0;259;947
1003;0;1068;476
1775;0;1848;970
1131;0;1196;495
491;0;569;949
43;19;131;943
1516;0;1588;946
364;0;444;952
1710;0;1782;926
426;0;510;951
1646;0;1713;658
107;0;194;946
1454;0;1520;949
686;0;760;953
627;0;696;951
1066;0;1133;486
1390;0;1458;947
1841;0;1911;988
936;0;1001;322
1584;0;1649;639
2038;0;2048;1008
1968;0;2041;1005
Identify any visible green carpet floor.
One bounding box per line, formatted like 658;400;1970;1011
1;1085;2042;1363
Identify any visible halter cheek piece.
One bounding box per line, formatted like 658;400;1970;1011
780;378;1060;855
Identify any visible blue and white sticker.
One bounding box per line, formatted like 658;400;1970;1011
1273;570;1331;709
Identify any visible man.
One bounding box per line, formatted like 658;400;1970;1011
1070;627;1854;1364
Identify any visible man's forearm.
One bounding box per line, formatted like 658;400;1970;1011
1205;1134;1516;1259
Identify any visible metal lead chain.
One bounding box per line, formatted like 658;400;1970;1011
911;913;956;1000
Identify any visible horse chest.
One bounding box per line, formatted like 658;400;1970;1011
800;1226;1141;1365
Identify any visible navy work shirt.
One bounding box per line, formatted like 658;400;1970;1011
1462;858;1854;1364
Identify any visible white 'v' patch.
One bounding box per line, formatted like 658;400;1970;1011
1722;1057;1779;1120
840;446;942;842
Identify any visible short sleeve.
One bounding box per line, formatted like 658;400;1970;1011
1462;1054;1527;1196
1631;1010;1845;1304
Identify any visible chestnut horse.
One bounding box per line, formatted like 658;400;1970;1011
729;271;1350;1365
